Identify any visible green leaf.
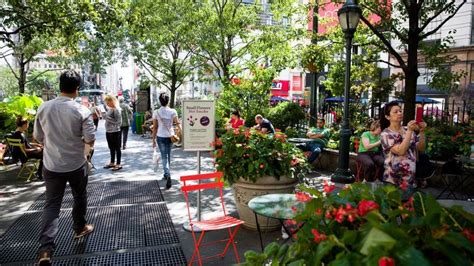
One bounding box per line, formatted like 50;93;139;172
315;240;336;265
395;246;431;266
360;227;396;255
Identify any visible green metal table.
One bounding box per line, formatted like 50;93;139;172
248;193;306;251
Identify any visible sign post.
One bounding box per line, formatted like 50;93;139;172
182;100;215;230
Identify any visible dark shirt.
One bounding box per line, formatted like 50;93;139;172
260;119;275;134
10;131;30;162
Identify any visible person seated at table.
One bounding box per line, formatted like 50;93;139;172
299;118;330;164
11;116;43;179
356;120;384;182
252;114;274;134
227;110;245;129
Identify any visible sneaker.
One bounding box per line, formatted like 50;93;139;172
281;226;289;239
38;250;52;266
74;224;94;239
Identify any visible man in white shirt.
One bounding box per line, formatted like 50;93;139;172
34;70;96;266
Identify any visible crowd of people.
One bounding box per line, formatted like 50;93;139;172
5;69;442;265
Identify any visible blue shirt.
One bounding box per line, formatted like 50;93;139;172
34;96;96;172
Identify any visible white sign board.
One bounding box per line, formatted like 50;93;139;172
182;100;215;151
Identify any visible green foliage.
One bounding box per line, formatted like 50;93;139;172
216;67;274;128
0;95;43;135
300;44;329;72
0;67;18;97
244;183;474;264
425;125;473;160
267;102;306;131
25;70;60;95
213;128;309;185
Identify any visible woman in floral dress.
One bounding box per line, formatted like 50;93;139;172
380;101;427;191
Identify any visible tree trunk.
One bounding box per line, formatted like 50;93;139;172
18;60;27;94
403;1;421;125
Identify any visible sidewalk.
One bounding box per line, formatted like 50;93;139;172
1;120;473;265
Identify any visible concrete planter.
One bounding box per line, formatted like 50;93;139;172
232;175;297;231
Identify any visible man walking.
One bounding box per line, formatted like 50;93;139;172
34;70;96;265
119;97;132;149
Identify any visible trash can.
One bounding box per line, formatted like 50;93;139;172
134;112;144;135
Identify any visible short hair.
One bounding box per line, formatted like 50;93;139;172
317;118;325;123
59;70;82;93
118;96;125;103
369;120;381;131
231;110;240;118
159;92;169;106
16;116;28;127
255;114;263;120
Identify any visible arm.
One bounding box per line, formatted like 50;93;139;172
390;121;417;156
82;115;96;146
33;112;44;144
152;118;158;148
361;136;381;151
416;122;427;152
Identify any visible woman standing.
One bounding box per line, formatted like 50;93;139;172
152;93;181;190
103;95;122;171
380;101;426;193
356;120;384;182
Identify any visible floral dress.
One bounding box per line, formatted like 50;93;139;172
380;127;419;186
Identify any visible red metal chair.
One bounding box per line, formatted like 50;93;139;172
180;172;244;266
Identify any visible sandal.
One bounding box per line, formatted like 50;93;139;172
103;164;115;169
112;165;122;171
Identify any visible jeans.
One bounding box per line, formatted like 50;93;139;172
300;142;324;164
38;163;88;253
157;137;171;177
120;126;129;148
106;131;121;164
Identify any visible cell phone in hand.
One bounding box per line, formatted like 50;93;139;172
415;106;423;123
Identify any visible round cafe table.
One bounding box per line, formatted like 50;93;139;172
248;193;306;251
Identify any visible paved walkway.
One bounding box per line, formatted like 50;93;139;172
1;120;473;265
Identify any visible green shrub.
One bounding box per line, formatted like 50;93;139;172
267;102;305;131
0;95;43;135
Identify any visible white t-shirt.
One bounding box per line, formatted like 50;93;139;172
152;107;178;137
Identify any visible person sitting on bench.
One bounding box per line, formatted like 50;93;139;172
299;118;330;164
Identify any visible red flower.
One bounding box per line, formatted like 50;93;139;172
259;163;265;169
315;208;322;216
323;181;336;193
378;256;395;266
462;228;474;243
291;158;299;166
295;192;311;202
291;206;297;213
325;210;332;219
334;205;346;223
357;199;380;217
400;180;408;191
311;229;327;243
244;129;251;139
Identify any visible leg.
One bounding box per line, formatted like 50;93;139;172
66;163;89;233
113;132;121;165
308;143;323;164
38;168;67;254
105;132;115;164
121;126;129;148
157;137;171;178
372;153;385;181
357;153;375;182
28;149;43;178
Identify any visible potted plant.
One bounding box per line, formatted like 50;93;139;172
213;127;309;230
243;183;474;265
301;44;329;73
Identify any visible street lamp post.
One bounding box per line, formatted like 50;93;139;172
309;3;318;125
331;0;361;184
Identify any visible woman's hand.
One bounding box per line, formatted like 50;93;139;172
418;121;427;133
152;140;156;148
407;120;419;131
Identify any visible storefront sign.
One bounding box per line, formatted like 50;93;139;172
182;100;215;151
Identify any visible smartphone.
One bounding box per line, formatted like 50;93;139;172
415;106;423;123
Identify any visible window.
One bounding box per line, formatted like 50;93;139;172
470;64;474;84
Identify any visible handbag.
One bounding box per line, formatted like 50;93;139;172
157;111;180;143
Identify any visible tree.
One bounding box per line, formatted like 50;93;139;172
0;1;127;94
126;0;199;108
0;66;18;97
25;69;59;95
193;0;306;86
358;0;467;123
